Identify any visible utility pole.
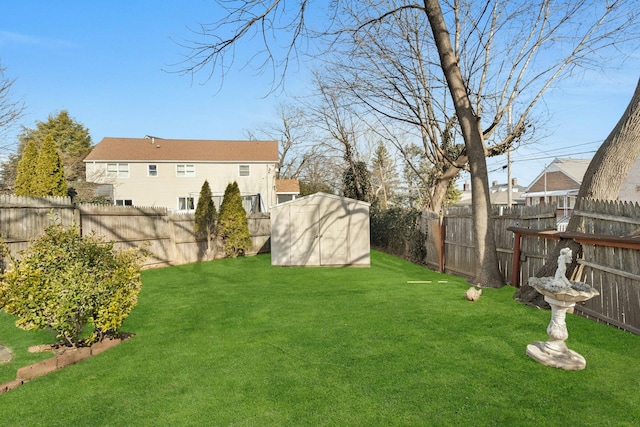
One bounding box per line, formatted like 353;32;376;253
507;106;513;207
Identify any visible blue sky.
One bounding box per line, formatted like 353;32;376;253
1;1;639;188
0;1;291;145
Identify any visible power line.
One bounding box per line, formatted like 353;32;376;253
486;139;602;173
509;150;597;163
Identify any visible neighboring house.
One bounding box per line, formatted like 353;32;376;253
84;137;279;213
522;158;591;218
275;179;301;204
523;157;589;231
455;178;525;207
523;156;640;230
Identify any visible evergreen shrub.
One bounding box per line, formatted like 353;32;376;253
194;180;217;256
217;182;251;257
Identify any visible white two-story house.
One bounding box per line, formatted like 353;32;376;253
84;136;279;213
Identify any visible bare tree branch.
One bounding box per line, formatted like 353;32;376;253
0;61;25;151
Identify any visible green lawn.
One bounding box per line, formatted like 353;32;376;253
1;251;639;426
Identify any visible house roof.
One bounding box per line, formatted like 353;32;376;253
275;179;300;194
84;137;278;162
525;158;591;193
551;158;591;182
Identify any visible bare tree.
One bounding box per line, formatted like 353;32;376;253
370;141;400;208
320;5;466;212
422;0;503;285
247;103;317;179
179;0;640;287
0;61;25;150
304;73;370;198
298;150;344;195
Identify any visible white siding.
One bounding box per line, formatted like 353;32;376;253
86;161;277;211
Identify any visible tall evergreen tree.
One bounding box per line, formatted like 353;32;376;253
217;182;251;257
343;161;371;202
31;110;92;181
33;134;67;196
0;110;91;192
13;139;38;196
194;180;217;257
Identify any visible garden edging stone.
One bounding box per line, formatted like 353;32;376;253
0;337;126;395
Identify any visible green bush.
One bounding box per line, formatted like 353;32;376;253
217;182;251;257
0;221;146;346
370;206;426;264
194;179;217;257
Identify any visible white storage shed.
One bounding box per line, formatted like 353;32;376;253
270;192;370;267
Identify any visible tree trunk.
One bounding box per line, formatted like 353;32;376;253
515;77;640;306
424;0;504;287
429;164;462;213
429;178;451;213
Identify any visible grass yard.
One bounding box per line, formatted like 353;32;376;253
0;250;639;426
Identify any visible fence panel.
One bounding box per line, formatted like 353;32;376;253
248;214;271;254
442;207;475;279
422;211;441;270
167;212;206;265
0;196;77;262
570;199;640;334
576;246;640;334
79;204;174;268
441;204;556;283
505;205;557;286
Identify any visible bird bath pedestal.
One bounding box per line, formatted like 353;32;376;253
526;248;600;371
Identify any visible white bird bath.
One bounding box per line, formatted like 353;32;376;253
526;248;600;370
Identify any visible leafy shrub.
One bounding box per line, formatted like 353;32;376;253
0;221;146;346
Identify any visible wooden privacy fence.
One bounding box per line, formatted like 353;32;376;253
424;204;557;284
0;195;271;269
0;196;78;259
568;199;640;335
425;199;640;335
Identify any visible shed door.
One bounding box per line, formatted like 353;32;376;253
319;211;349;265
290;204;320;265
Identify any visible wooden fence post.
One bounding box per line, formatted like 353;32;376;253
511;230;522;287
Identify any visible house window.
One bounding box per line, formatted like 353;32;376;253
239;164;250;177
559;196;567;208
278;194;295;204
176;164;195;177
178;196;195;211
148;164;158;177
115;199;133;206
107;163;129;178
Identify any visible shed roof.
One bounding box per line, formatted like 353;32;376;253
275;179;300;193
84;137;278;162
273;192;371;208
